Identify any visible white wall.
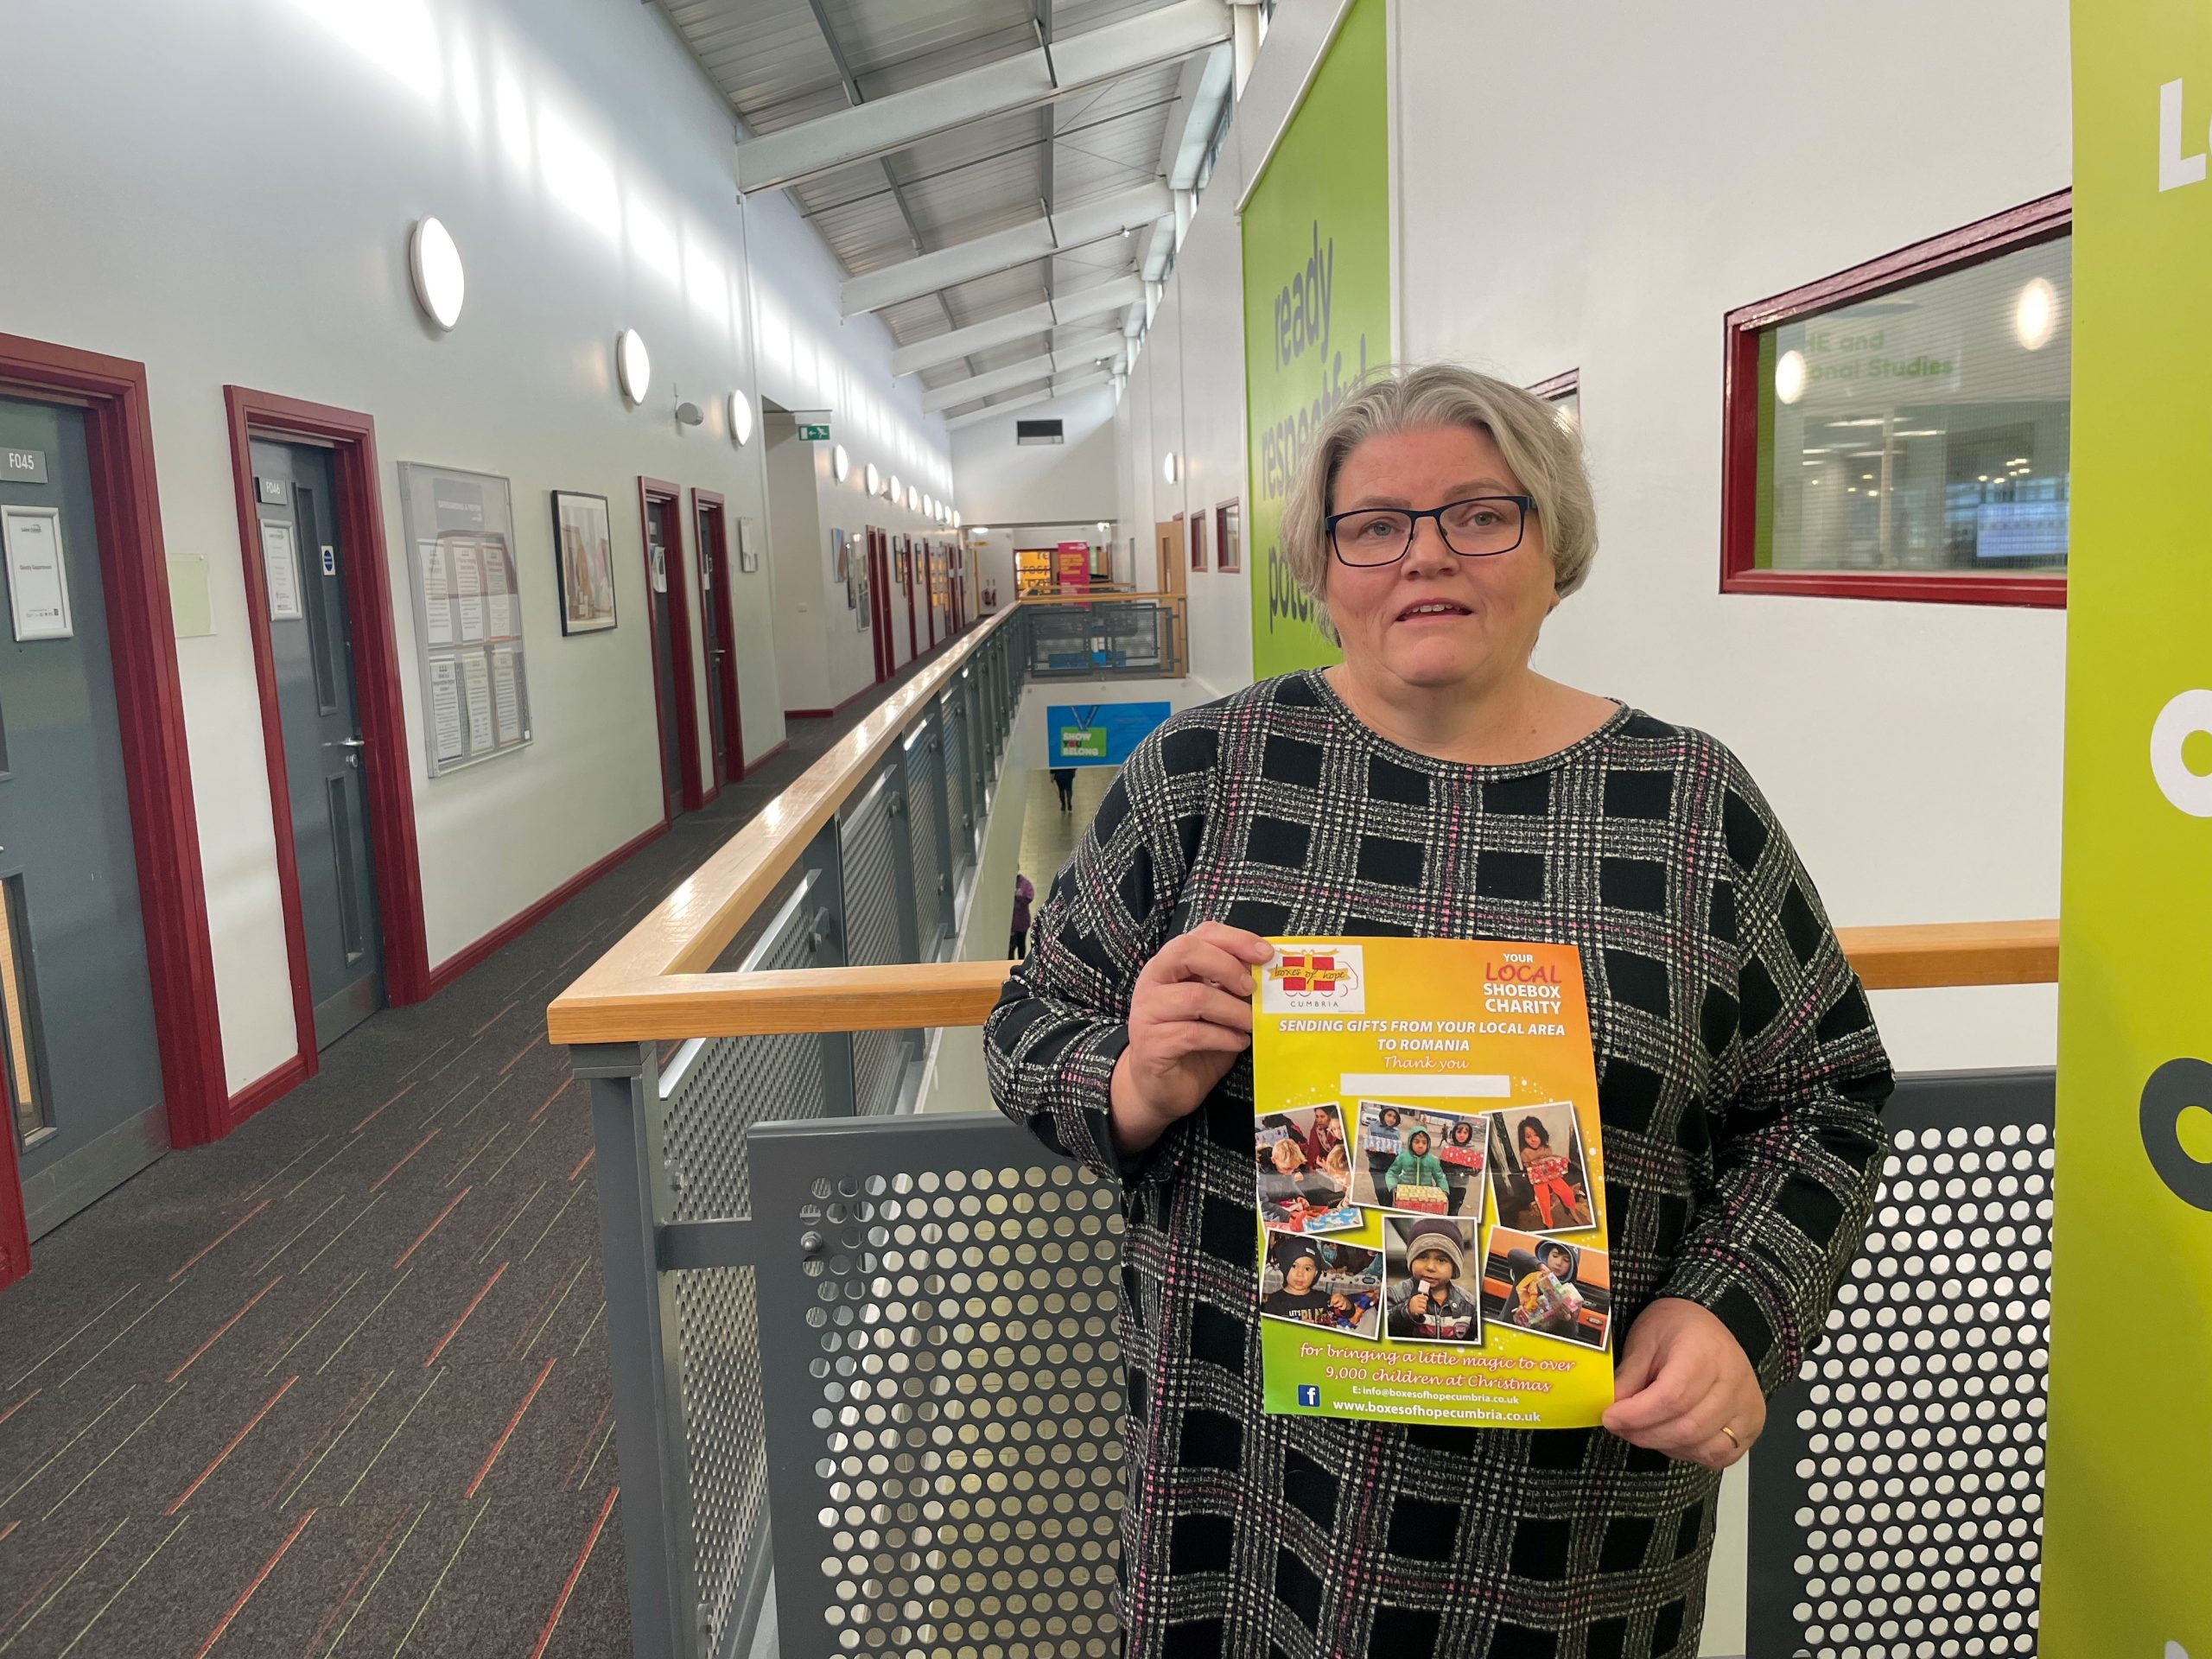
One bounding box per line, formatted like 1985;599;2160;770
1;0;952;1093
763;415;830;714
950;385;1120;525
1142;189;1255;701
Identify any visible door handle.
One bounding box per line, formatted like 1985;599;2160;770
340;738;366;748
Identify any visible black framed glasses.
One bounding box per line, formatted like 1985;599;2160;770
1325;494;1535;566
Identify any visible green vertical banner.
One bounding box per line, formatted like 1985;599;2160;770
2048;11;2212;1656
1242;0;1390;677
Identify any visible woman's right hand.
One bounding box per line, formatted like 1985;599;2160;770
1109;923;1274;1155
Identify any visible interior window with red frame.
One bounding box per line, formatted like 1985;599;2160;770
1216;500;1242;572
1722;192;2069;608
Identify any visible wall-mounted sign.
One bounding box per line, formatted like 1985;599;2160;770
3;504;72;640
3;448;48;485
1047;701;1172;767
799;422;831;442
261;519;303;620
257;477;286;505
398;461;533;776
1055;541;1091;590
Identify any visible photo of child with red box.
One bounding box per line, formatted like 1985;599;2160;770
1486;1103;1596;1233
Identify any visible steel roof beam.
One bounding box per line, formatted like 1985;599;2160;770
890;274;1144;378
842;180;1169;317
921;334;1126;413
943;369;1114;431
799;0;984;383
738;0;1232;197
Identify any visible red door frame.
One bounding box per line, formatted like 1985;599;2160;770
868;530;893;682
0;334;228;1287
926;543;939;650
639;477;703;817
902;537;918;662
690;487;743;794
223;389;432;1119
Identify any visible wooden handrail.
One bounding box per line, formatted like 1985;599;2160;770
549;607;1018;1035
549;916;2059;1045
1017;591;1185;606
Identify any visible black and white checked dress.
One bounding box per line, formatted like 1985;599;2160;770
984;671;1893;1659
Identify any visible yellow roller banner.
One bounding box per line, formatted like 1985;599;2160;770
2045;9;2212;1653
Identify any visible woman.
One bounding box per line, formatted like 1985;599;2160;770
985;364;1891;1656
1516;1114;1592;1230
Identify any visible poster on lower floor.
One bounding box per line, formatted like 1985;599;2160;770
1046;701;1171;766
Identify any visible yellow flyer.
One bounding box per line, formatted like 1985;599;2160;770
1250;937;1613;1427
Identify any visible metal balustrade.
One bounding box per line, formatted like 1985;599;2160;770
565;612;1028;1659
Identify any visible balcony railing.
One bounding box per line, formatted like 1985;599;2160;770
548;610;2059;1659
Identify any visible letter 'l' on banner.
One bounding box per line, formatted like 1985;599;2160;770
2045;7;2212;1655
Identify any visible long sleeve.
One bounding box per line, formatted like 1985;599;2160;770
983;717;1220;1185
1657;756;1894;1395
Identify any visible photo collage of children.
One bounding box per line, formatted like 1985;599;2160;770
1256;1099;1613;1352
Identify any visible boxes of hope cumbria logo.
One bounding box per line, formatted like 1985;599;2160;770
1249;936;1615;1427
1261;944;1366;1013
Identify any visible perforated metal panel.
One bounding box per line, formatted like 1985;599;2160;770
751;1115;1129;1659
660;906;833;1658
842;776;908;1117
904;733;944;953
1749;1071;2053;1659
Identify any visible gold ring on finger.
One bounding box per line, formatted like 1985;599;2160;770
1719;1425;1740;1450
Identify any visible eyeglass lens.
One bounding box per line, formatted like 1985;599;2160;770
1331;499;1525;564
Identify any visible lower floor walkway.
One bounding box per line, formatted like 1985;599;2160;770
0;650;966;1659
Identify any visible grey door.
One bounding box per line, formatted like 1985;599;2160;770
646;496;681;818
696;501;728;785
0;396;168;1237
252;439;384;1048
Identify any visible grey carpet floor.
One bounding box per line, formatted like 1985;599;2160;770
0;651;958;1659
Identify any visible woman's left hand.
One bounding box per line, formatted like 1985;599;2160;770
1601;1297;1764;1471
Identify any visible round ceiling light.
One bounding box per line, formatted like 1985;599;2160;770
409;216;465;331
888;474;902;505
1161;452;1179;484
1773;348;1808;406
909;486;921;512
952;512;962;530
728;391;753;447
2014;276;2060;351
618;329;652;404
832;444;851;482
865;462;881;496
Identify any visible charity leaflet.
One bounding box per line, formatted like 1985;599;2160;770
1251;937;1612;1427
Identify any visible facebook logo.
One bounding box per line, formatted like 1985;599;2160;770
1296;1384;1322;1408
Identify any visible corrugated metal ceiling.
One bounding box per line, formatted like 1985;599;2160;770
659;0;1194;413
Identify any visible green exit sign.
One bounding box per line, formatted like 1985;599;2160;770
799;423;831;442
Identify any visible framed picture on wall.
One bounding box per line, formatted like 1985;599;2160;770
737;516;760;573
551;490;617;634
831;527;849;582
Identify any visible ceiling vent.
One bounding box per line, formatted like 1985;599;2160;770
1015;418;1065;445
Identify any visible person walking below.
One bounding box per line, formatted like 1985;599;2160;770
1051;766;1077;811
1010;872;1034;958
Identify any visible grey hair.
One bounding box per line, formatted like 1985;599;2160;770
1281;363;1597;624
